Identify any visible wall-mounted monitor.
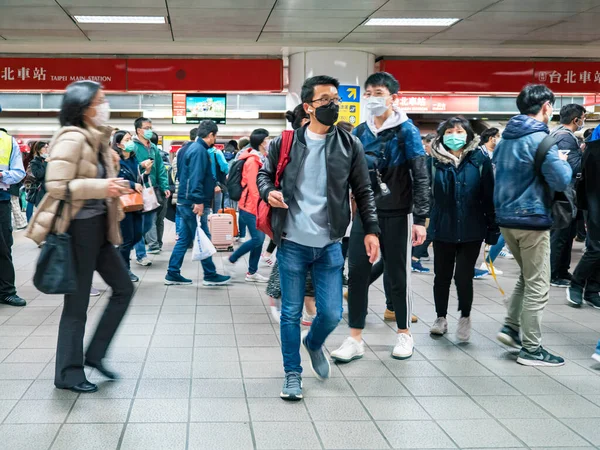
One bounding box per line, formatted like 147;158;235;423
172;93;227;125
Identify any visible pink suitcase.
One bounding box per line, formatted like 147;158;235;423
208;213;235;251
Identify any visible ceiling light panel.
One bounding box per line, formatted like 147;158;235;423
365;18;460;26
74;16;165;24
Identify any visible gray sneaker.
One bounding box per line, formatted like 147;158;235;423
567;285;584;307
280;372;303;401
430;317;448;335
456;317;471;342
301;330;330;380
497;325;522;349
517;346;565;367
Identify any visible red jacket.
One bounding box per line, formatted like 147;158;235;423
238;149;263;216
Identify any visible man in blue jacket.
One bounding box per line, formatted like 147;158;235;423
165;120;230;286
493;84;572;366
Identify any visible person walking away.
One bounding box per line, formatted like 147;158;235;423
173;128;198;240
493;84;572;366
226;128;269;282
208;144;229;211
427;118;499;341
113;130;152;282
258;75;380;400
24;141;49;220
0;126;26;306
145;132;169;253
131;117;170;265
165;120;230;286
549;104;587;288
27;81;135;392
567;124;600;310
332;72;429;364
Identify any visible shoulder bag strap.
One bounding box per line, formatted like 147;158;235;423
534;135;557;181
274;130;294;188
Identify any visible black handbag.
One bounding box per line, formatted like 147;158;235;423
33;187;77;295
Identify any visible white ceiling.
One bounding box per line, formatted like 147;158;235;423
2;0;600;58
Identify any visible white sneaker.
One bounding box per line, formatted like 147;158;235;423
480;262;503;275
331;337;365;363
224;259;237;278
270;297;281;324
245;272;269;283
301;309;316;327
456;316;471;342
136;257;152;267
499;247;514;259
592;352;600;364
261;253;276;267
392;333;414;360
430;317;448;335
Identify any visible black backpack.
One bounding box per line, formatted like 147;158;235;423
534;135;576;230
226;158;246;201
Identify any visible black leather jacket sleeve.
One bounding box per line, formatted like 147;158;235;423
409;155;431;226
257;138;278;203
481;155;500;245
349;136;380;236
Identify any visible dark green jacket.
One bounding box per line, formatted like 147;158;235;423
132;137;169;192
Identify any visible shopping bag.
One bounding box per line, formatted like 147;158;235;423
142;178;160;212
192;217;217;261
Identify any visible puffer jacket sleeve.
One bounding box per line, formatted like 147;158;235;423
45;131;109;201
349;135;380;236
402;123;431;226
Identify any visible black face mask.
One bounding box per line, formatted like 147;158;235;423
314;102;339;127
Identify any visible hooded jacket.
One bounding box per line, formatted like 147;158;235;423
238;149;263;216
257;125;379;247
353;107;430;225
493;115;572;230
579;138;600;240
429;138;499;244
26;126;123;245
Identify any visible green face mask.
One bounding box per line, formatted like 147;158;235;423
143;129;153;140
443;133;467;151
123;141;135;152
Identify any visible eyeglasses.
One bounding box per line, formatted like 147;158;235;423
309;97;342;106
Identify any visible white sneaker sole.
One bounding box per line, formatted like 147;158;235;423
551;282;570;288
391;350;413;360
566;289;582;307
331;353;364;364
245;278;268;283
497;332;521;349
592;353;600;363
135;261;152;267
202;280;230;286
516;356;565;367
164;280;193;286
280;392;303;401
430;328;447;336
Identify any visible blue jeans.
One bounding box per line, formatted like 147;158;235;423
486;234;505;265
119;212;143;270
26;202;34;222
230;210;265;274
175;211;182;236
596;339;600;355
278;240;344;374
167;204;217;279
134;211;156;260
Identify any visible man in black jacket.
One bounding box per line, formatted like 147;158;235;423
568;129;600;309
550;103;587;287
257;75;380;401
331;72;430;364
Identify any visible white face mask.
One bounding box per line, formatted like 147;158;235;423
91;101;110;127
365;96;390;117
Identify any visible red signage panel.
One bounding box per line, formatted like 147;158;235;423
381;60;534;94
533;62;600;93
127;59;283;92
396;95;479;113
0;58;127;91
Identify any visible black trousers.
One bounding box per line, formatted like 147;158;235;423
413;234;432;259
119;212;143;270
370;259;393;311
572;238;600;296
0;201;16;299
433;240;482;318
550;218;577;279
55;215;134;388
155;196;168;249
348;214;412;330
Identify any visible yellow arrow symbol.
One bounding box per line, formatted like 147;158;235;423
347;88;357;100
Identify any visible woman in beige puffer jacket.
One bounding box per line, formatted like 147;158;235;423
27;80;134;394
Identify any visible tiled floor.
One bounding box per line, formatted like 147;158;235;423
2;225;600;449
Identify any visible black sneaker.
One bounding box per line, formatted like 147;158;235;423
0;295;26;307
567;285;583;307
551;278;571;288
517;346;565;367
497;325;522;349
584;292;600;310
165;273;193;286
128;270;140;283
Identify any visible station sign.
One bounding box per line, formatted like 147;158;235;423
337;85;361;125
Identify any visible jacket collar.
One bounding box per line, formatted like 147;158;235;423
366;106;409;136
431;136;481;167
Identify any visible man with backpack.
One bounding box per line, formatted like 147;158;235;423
257;75;380;401
549;104;586;288
331;72;430;364
493;84;572;366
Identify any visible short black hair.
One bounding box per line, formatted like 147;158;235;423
134;117;151;131
189;127;198;141
150;132;159;146
559;103;586;125
285;104;309;130
584;128;594;140
435;116;475;150
480;127;500;145
301;75;340;104
60;80;101;128
196;120;218;139
250;128;269;150
337;121;354;133
422;133;436;143
516;84;555;116
364;72;399;94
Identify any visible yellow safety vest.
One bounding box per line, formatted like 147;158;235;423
0;131;12;172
